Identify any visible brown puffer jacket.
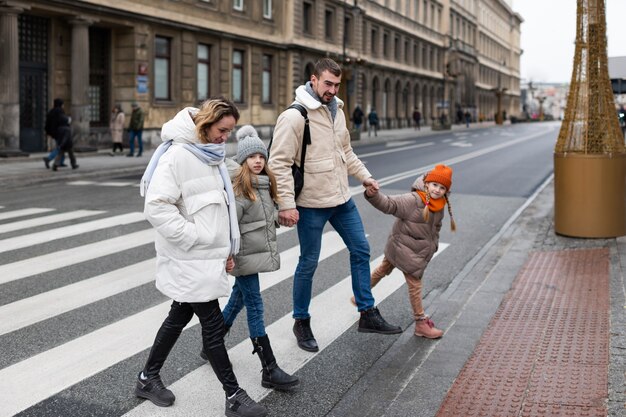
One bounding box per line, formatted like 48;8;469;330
365;190;443;278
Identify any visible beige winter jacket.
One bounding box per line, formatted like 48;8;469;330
365;190;443;278
110;111;125;143
268;85;372;210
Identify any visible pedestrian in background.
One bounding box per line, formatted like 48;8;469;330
368;108;379;137
110;104;125;155
464;110;471;128
412;108;421;130
361;164;456;339
269;58;401;354
128;102;145;157
136;98;267;417
202;124;299;392
52;110;78;171
352;105;364;131
43;98;67;169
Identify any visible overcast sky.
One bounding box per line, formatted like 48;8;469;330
512;0;626;84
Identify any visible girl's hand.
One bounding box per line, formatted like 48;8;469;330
365;185;379;197
226;256;235;273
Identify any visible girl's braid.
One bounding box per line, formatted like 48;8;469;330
422;192;431;221
445;195;457;231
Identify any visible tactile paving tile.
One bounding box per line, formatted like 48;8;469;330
435;248;610;417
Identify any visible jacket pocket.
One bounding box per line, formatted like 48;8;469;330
185;189;224;215
185;190;229;248
306;157;334;173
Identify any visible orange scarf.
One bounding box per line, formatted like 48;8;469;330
416;191;446;212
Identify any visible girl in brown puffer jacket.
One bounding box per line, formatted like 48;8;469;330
358;164;456;339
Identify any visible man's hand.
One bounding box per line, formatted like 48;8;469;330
365;185;379;197
278;208;299;227
226;256;235;273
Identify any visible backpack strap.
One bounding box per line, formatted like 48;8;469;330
286;104;310;171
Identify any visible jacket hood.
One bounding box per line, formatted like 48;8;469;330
295;85;344;110
161;107;200;144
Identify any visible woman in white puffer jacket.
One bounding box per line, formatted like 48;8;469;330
134;97;267;417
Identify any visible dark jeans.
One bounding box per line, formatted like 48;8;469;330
54;148;76;168
222;274;266;338
293;199;375;318
129;129;143;155
142;299;240;396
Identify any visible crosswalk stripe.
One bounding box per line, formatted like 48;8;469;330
123;244;449;416
0;231;342;336
0;228;154;285
0;209;104;234
0;259;155;336
0;212;146;254
0;231;346;417
0;208;55;221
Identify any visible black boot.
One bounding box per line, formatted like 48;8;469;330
201;323;231;360
293;318;319;352
358;307;402;334
252;335;299;390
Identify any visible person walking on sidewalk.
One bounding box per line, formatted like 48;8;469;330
109;104;125;155
412;108;421;130
201;125;299;391
43;98;67;169
368;108;379;137
268;58;401;354
128;102;145;157
359;164;456;339
136;98;267;417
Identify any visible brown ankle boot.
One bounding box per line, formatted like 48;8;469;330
414;318;443;339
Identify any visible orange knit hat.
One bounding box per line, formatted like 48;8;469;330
424;164;453;190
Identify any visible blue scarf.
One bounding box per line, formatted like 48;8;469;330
140;141;240;255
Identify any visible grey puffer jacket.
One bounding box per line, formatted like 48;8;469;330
229;169;280;277
365;190;443;278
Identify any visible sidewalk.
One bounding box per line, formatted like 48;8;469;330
0;122;495;189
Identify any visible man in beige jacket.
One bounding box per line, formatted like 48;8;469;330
268;58;402;353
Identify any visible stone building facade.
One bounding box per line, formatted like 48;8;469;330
0;0;521;155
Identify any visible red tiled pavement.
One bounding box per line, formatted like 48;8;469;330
436;248;610;417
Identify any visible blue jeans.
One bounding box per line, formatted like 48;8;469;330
47;147;64;165
222;273;266;338
293;198;374;318
129;129;143;155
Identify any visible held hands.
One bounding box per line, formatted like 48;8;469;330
363;177;380;197
226;256;235;273
278;208;299;228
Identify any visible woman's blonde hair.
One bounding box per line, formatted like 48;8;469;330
193;97;240;143
232;158;280;203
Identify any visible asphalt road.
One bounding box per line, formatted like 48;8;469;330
0;122;559;417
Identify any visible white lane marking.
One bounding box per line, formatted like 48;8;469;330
0;229;155;285
123;244;449;416
0;212;146;254
67;181;137;187
0;208;55;221
0;210;104;234
386;141;415;147
0;232;347;417
450;141;472;148
0;259;155;335
357;142;434;158
66;181;96;186
351;128;551;191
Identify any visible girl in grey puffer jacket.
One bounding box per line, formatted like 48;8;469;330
207;125;299;391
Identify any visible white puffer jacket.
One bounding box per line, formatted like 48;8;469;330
145;108;231;302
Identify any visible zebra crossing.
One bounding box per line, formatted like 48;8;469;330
0;205;448;417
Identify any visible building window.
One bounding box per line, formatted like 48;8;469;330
233;0;243;11
262;54;272;104
197;43;210;102
383;32;389;58
344;15;352;47
263;0;272;19
303;1;313;35
371;28;378;55
325;8;334;40
232;49;244;103
155;36;171;101
394;36;400;60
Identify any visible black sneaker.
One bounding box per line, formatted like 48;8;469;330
358;307;402;334
135;372;175;407
43;157;50;169
225;388;267;417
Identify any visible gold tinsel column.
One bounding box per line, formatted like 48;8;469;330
554;0;626;237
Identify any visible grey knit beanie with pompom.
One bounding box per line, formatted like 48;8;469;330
235;125;267;165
